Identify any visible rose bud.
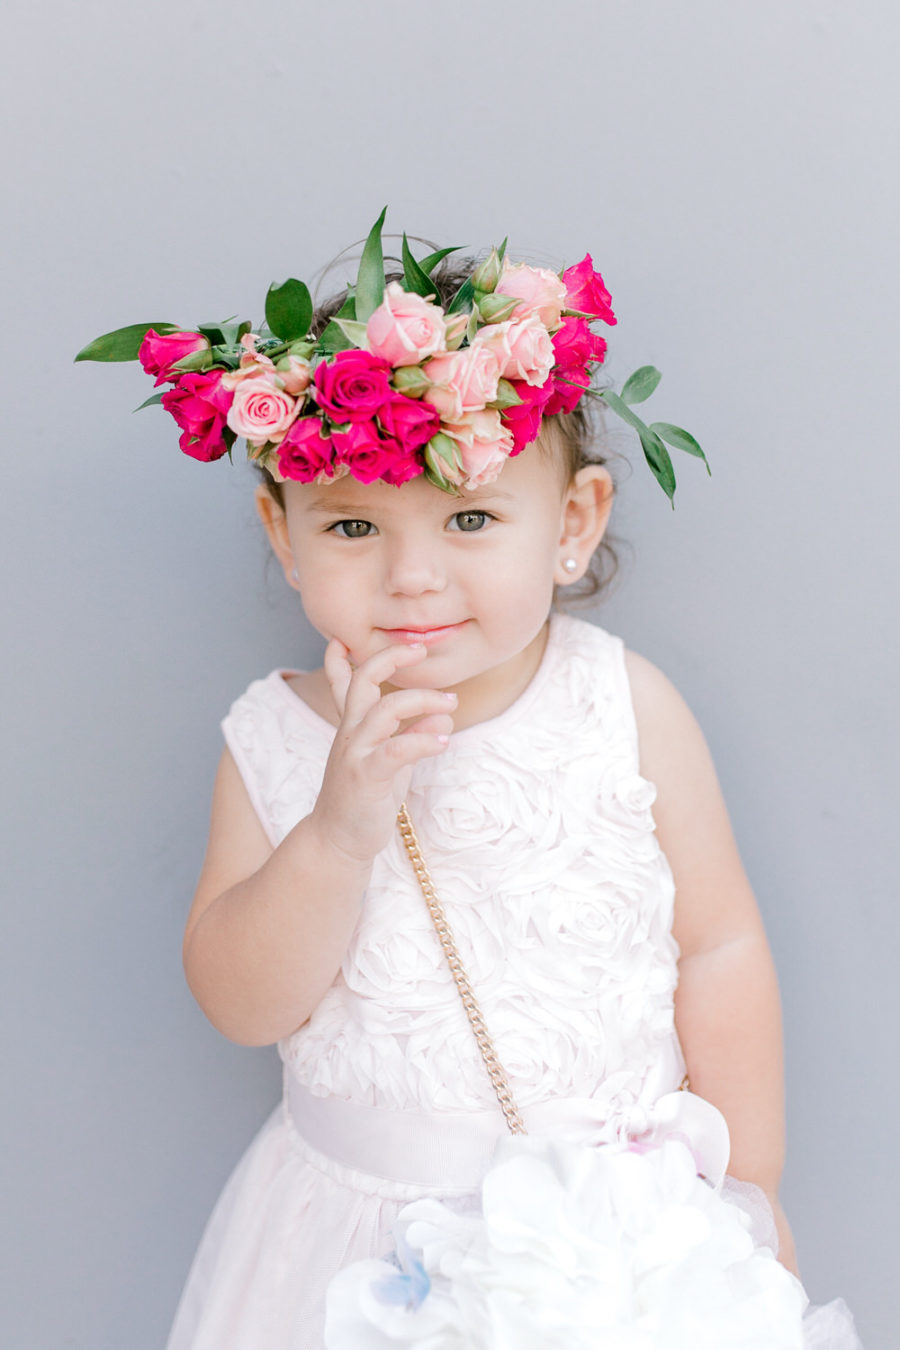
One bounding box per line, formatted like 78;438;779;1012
471;248;503;294
443;311;469;351
476;292;521;325
491;377;524;410
391;365;431;399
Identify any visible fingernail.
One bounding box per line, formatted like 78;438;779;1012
442;691;458;703
436;734;450;745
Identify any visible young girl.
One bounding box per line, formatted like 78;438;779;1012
81;218;860;1347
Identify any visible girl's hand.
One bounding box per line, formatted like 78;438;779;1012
310;637;455;865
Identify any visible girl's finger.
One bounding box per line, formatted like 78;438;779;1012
341;642;430;727
323;638;354;718
366;730;451;781
357;687;457;741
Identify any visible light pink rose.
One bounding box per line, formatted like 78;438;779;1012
275;355;312;395
422;345;500;421
471;315;554;387
496;261;567;331
442;408;514;489
226;376;300;447
366;281;447;367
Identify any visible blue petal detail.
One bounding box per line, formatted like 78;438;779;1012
371;1235;431;1310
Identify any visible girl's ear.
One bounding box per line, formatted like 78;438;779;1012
254;485;299;589
555;465;614;587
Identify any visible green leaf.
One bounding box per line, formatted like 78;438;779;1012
222;426;237;454
74;322;180;363
402;233;437;298
172;348;215;374
265;278;313;342
447;276;475;315
418;245;463;276
497;236;508;263
638;427;677;504
355;206;388;323
333;317;369;347
133;391;166;412
600;389;650;435
621;365;662;406
317;323;353;355
650;421;711;474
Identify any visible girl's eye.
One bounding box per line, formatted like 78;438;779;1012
331;519;376;539
449;510;490;533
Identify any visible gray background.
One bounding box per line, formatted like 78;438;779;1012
3;2;896;1345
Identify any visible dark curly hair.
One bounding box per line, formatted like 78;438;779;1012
254;254;619;602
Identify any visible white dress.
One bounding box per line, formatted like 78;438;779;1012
165;614;859;1349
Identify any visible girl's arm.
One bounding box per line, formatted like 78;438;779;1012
625;649;799;1276
182;641;455;1047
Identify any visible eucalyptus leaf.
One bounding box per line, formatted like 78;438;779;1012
447;276;475;316
74;322;180;363
638;427;677;504
265;278;313;342
600;389;650;434
418;245;463;276
650;421;710;474
334;317;370;348
133;391;166;412
621;365;662;406
355;206;388;322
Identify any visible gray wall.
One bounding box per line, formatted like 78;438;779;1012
4;2;895;1345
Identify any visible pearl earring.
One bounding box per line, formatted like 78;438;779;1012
563;558;578;574
291;567;299;582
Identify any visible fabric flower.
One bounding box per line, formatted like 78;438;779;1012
226;376;300;447
366;281;447;367
313;351;394;423
160;371;233;461
138;330;209;387
561;254;617;325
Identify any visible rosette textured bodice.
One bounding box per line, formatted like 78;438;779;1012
221;613;685;1129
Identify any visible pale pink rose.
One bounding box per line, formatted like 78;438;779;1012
422;345;500;421
226;376;300;446
471;315;554;387
221;342;277;390
366;281;447;367
442;408;514;489
275;354;312;394
496;261;567;331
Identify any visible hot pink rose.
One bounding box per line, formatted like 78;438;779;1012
332;420;422;486
442;409;514;489
313;351;393;423
501;379;554;454
544;365;590;417
551;316;608;369
472;315;554;387
139;330;210;387
160;371;233;462
422;345;500;421
366;281;447;367
561;254;616;325
226;376;300;447
276;417;337;483
495;262;567;331
377;393;441;453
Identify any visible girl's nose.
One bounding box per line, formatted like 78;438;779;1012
384;541;447;596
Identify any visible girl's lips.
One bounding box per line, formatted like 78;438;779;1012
380;622;468;646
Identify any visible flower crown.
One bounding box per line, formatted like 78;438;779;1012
76;209;707;502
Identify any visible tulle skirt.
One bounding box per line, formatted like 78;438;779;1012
166;1082;862;1349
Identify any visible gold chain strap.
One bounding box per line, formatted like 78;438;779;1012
396;804;527;1136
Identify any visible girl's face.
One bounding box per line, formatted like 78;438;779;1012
257;442;613;721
